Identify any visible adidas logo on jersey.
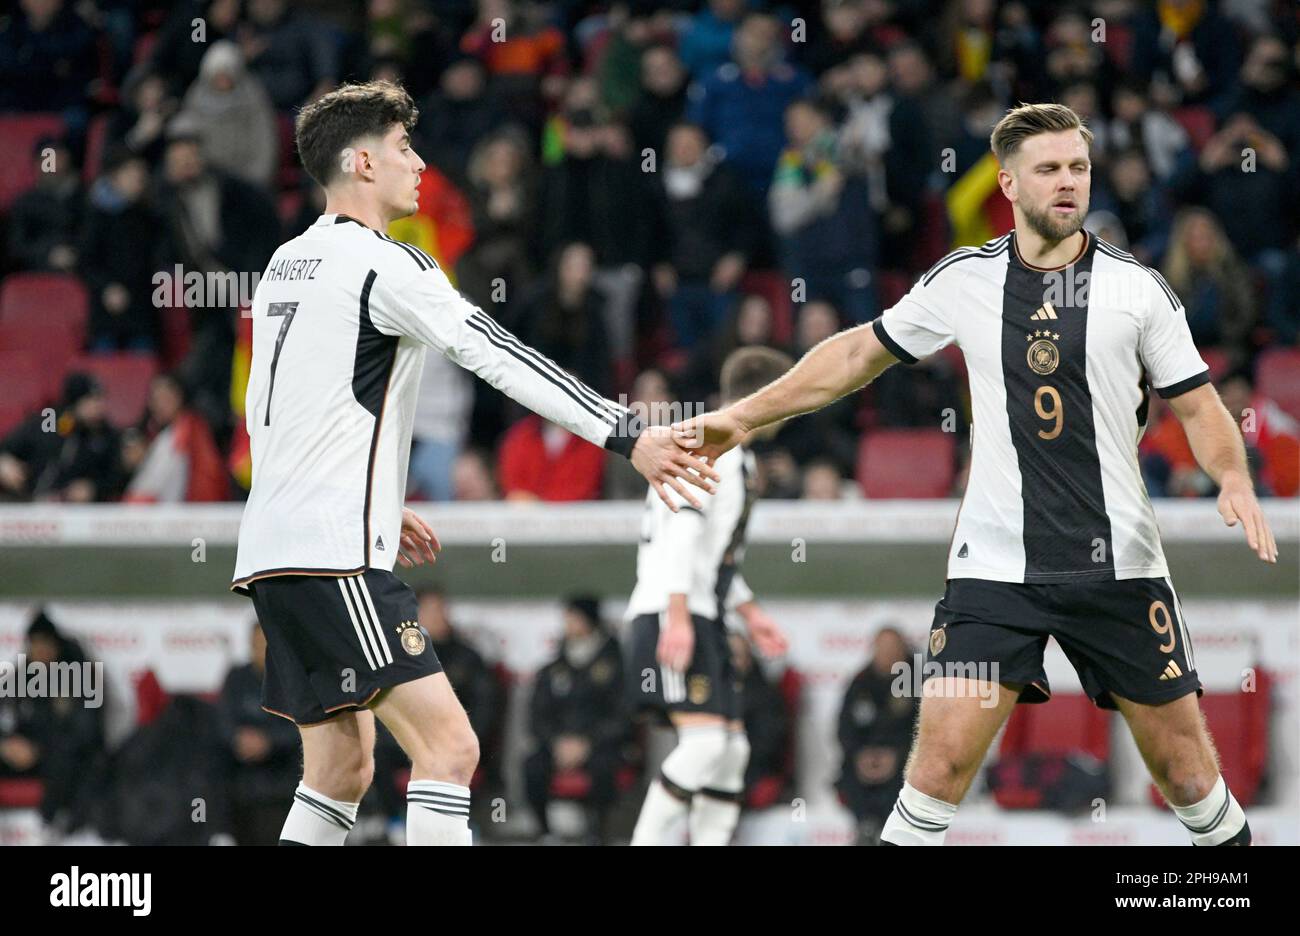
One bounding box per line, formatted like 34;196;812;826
1158;660;1184;681
957;543;969;558
1029;302;1059;321
375;535;385;550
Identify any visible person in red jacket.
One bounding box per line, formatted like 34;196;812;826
497;415;606;501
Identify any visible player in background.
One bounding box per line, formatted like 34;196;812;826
231;82;717;846
674;103;1277;846
626;347;794;845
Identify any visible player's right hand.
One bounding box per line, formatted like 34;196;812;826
657;620;694;673
631;425;720;512
672;409;749;463
1217;471;1278;563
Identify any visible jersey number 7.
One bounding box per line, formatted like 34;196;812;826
264;301;299;426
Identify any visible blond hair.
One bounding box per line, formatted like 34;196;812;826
990;102;1094;164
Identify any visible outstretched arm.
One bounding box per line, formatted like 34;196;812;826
1168;383;1278;563
673;322;899;460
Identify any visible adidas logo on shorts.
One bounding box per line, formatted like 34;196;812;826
1158;660;1184;681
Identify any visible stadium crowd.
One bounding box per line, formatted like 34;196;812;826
1;0;1297;506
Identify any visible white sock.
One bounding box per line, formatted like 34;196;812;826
631;724;728;846
280;783;359;845
880;782;958;846
1172;775;1249;846
690;730;750;845
407;780;472;845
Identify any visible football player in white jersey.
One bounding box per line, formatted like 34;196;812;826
231;81;717;846
625;347;793;845
675;103;1278;846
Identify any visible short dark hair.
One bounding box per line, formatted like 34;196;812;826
720;346;794;404
294;80;419;187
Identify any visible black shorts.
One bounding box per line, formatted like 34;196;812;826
926;577;1201;711
625;612;740;723
249;569;442;725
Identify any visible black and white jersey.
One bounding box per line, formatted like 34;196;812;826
872;230;1209;584
625;446;758;620
233;214;633;592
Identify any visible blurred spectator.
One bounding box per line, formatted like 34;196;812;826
0;0;96;112
679;291;784;407
523;597;629;842
6;136;82;273
1130;0;1242;111
409;348;474;502
629;44;689;159
518;242;615;396
416;55;500;183
729;632;791;798
148;0;242;99
0;609;105;837
0;374;123;503
887;39;963;159
771;97;877;324
107;70;179;168
538;78;658;358
1096;148;1169;264
156;121;281;437
123;373;229;502
1220;368;1299;498
836;626;918;844
1106;78;1189;182
239;0;339;111
460;0;569;135
497;416;606;502
218;621;300;845
805;0;878;77
79;146;163;351
452;447;499;501
802;456;846;499
178;41;279;190
688;12;813;197
836;50;925;273
456;129;539;314
678;0;746;82
653;122;757;348
1162;207;1257;356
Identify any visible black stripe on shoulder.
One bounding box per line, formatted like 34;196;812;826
1095;241;1179;309
373;231;429;270
921;235;1009;287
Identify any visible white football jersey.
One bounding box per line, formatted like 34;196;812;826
872;229;1209;583
232;214;634;592
625;446;758;620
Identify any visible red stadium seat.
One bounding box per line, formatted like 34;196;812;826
1199;347;1231;382
0;403;28;438
159;306;192;369
993;693;1111;810
0;321;82;400
68;352;160;428
0;778;44;810
0;114;66;212
1171;106;1216;153
0;273;89;333
1151;673;1271;809
0;351;52;414
857;428;956;498
1256;348;1300;421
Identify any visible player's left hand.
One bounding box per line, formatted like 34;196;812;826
743;606;789;658
397;507;442;568
1217;471;1278;563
